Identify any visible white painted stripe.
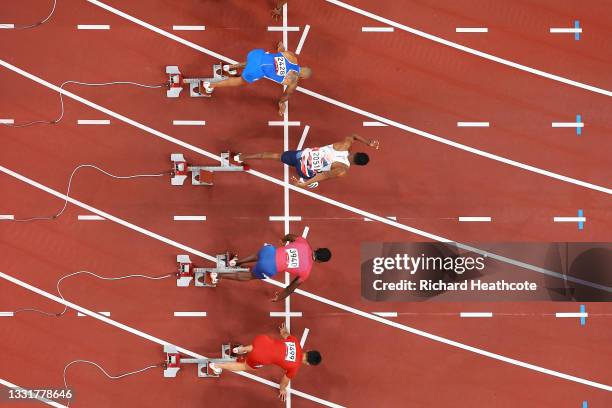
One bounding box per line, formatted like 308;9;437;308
459;216;492;222
301;226;310;238
362;26;394;32
77;119;110;125
267;26;300;31
457;122;490;127
456;27;488;33
295;24;311;55
174;311;207;317
77;24;110;30
78;311;111;316
0;24;15;29
270;312;303;317
299;328;310;348
173;120;206;126
364;216;396;222
460;312;493;318
551;122;584;128
269;216;302;222
173;215;207;221
550;28;582;33
0;312;15;317
0;377;67;408
555;312;588;318
324;0;610;97
373;312;398;317
0;215;15;220
553;217;586;222
297;125;310;150
0;119;14;124
269;120;301;126
172;25;205;31
363;121;388;127
78;215;105;221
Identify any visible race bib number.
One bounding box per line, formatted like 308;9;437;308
285;342;297;362
286;248;300;269
309;150;324;172
274;56;287;77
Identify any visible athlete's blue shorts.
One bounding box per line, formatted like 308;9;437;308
242;49;266;84
252;244;278;279
281;150;311;179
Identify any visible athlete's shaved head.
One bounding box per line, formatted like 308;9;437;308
299;67;312;79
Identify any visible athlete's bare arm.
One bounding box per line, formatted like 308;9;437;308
278;71;299;116
281;234;298;244
279;374;291;401
272;277;301;302
279;322;290;339
334;133;381;151
290;166;347;188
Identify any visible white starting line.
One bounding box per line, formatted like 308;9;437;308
269;216;302;222
295;24;311;55
269;120;301;126
172;25;205;31
553;217;586;223
270;311;303;318
555;312;588;318
552;122;584;128
460;312;493;318
77;119;110;125
77;24;110;30
299;328;310;348
362;26;394;32
174;311;207;317
457;122;490;127
77;311;111;317
459;216;492;222
0;119;15;124
550;28;582;34
0;215;15;220
301;226;310;238
363;121;388;127
0;312;15;317
0;24;15;29
268;26;300;32
297;125;310;150
173;215;207;221
77;215;105;221
172;120;206;126
456;27;488;33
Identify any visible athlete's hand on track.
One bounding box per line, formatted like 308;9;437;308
278;101;287;116
369;139;380;149
290;176;307;188
279;322;290;337
279;388;288;401
271;291;281;302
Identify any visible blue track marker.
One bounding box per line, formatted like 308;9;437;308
582;401;588;408
580;305;586;326
578;209;584;230
575;21;580;40
576;114;582;136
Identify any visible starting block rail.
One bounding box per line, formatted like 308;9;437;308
171;152;247;186
176;253;249;287
163;343;243;378
166;63;233;98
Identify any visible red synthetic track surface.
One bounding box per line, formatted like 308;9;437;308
1;1;611;407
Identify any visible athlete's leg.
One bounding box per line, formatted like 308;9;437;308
240;152;282;161
217;271;255;281
212;361;251;371
210;77;246;89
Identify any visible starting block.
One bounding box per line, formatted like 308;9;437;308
165;63;231;98
176;253;250;287
171;152;247;186
163;343;243;378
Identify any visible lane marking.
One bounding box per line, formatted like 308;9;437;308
555;312;588;318
580;304;586;326
553;217;586;222
269;120;301;126
299;328;310;348
79;1;612;195
2;61;609;294
552;122;584;128
0;377;67;408
295;24;311;55
172;120;206;126
363;121;387;127
268;26;300;31
362;26;394;32
0;271;342;408
364;216;396;221
460;312;493;318
297;125;310;150
270;216;302;222
172;25;205;31
550;28;582;33
0;119;15;124
173;215;207;221
77;215;105;221
0;215;15;220
174;312;207;317
77;311;111;317
270;312;303;317
77;24;110;30
0;24;15;29
457;122;489;127
301;226;310;238
77;119;110;125
0;312;15;317
458;216;492;222
456;27;488;33
325;0;610;96
373;312;398;317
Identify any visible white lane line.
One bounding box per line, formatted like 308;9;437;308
553;217;586;222
550;28;582;34
364;216;396;221
0;312;15;317
80;0;612;195
373;312;398;317
0;215;15;220
295;24;311;55
299;328;310;348
268;26;300;31
456;27;488;33
363;121;387;127
362;26;394;32
301;226;310;238
457;122;489;127
77;311;111;317
174;311;207;317
2;63;608;294
173;215;207;221
297;125;310;150
459;216;492;222
270;312;303;317
555;312;588;318
0;271;342;408
552;122;584;128
77;215;105;221
0;24;15;29
269;120;301;126
77;24;110;30
172;25;205;31
460;312;493;318
173;120;206;126
0;377;67;408
0;119;15;124
269;216;302;222
77;119;110;125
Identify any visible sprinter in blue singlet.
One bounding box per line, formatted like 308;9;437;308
204;42;312;116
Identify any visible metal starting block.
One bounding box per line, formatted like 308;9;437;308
163;344;242;378
176;253;250;287
165;64;228;98
171;152;247;186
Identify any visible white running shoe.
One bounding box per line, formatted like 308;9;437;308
210;272;219;285
202;81;214;94
223;65;237;75
208;362;222;375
